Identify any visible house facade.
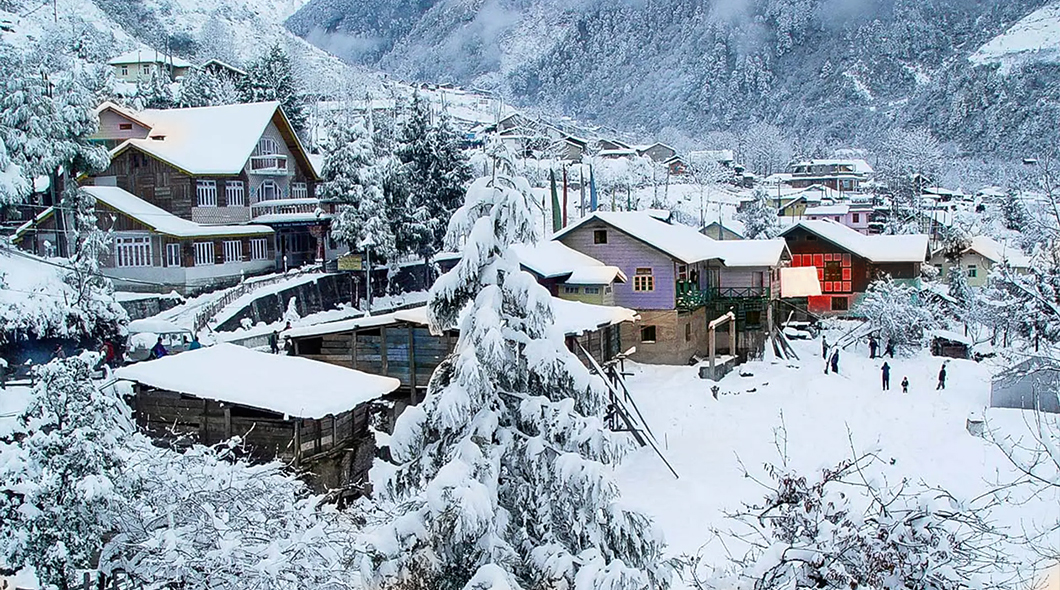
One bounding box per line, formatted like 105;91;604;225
781;220;928;314
108;49;192;82
84;101;328;270
786;159;873;192
802;204;873;234
930;236;1031;288
555;212;789;364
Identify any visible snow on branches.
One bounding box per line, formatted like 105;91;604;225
682;452;1014;590
854;277;941;351
362;140;669;590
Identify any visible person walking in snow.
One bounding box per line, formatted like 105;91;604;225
901;376;909;393
269;330;280;354
822;337;828;360
830;349;839;374
881;362;891;390
937;363;947;390
885;340;895;358
869;336;879;359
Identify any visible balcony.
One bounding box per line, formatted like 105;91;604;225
676;281;770;312
251;198;322;224
249;154;289;175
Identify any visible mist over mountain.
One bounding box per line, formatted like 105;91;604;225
288;0;1060;157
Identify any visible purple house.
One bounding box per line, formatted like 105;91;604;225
554;211;790;364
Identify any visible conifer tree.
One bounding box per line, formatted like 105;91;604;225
364;140;669;590
178;66;240;108
240;44;307;137
735;187;782;239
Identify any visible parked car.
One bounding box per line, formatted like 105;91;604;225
125;318;194;362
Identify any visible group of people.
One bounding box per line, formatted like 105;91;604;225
822;334;951;393
868;335;895;359
269;321;295;355
881;359;948;393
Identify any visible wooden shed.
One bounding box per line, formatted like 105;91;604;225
286;299;638;403
114;344;401;499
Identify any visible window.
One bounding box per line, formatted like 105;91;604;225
677;264;688;282
563;286;579;294
196;180;217;207
255;137;279;155
831;296;849;311
225;181;245;207
119;123;133;131
166;243;181;267
256;180;280;202
115;236;151;267
120;65;128;76
834;216;841;222
633;267;654;292
291;182;308;199
194;242;214;266
640;325;657;343
684;322;692;342
604;285;612;294
593;229;608;244
584;286;600;294
852;213;860;223
807;234;817;240
223;240;242;263
250;238;268;261
967;264;978;278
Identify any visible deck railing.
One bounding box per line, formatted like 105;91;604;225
675;281;770;312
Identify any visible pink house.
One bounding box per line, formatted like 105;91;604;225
802;204;872;234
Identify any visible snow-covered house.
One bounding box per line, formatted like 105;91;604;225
700;219;745;241
930;235;1031;288
199;58;248;81
89;102;154;149
511;241;626;306
555;211;791;364
84;101;327;270
108;48;192;82
780;220;929;314
786;159;873;192
114;344;401;498
989;356;1060;414
636;143;678;164
802;203;873;234
285;300;636;401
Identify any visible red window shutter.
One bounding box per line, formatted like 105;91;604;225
817;268;824;280
792;256;801;267
814;254;824;267
842;268;851;281
803;254;813;266
824;253;833;261
824;281;832;292
842;281;851;292
842;253;851;267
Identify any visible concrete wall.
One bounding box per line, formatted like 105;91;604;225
620;307;707;365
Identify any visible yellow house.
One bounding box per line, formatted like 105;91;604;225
931;236;1031;288
108;49;192;82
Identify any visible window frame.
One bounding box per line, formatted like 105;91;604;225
196;180;218;208
640;325;657;343
194;242;215;266
250;238;268;261
225;180;245;207
291;182;308;199
256;180;280;202
223;240;242;264
165;243;181;267
563;286;579;294
633;267;655;292
114;236;152;268
593;229;608;244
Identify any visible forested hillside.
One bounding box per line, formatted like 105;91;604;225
289;0;1060;156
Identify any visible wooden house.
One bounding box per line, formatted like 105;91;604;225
802;203;873;234
199;58;248;82
90;102;154;149
554;211;791;364
780;220;929;315
108;48;192;82
113;344;401;499
930;235;1030;289
700;220;745;241
786;159;873;192
12;186;276;294
286;300;637;401
637;143;678;164
512;241;626;306
84;101;328;270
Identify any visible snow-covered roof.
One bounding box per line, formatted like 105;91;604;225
200;58;247;76
94;101;152;130
84;186;273;238
108;49;192;68
701;218;746;238
781;220;929;263
791;159;874;174
804;204;851;216
565;266;625;285
780;266;822;297
964;236;1032;268
127;318;188;334
511;241;611;279
555;211;787;267
114;344;400;419
286;299;637;340
111;102;297;176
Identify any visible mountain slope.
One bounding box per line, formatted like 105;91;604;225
289;0;1060;156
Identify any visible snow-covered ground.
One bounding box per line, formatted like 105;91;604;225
971;2;1060;73
615;331;1060;586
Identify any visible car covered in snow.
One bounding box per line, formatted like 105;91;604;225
125;318;194;363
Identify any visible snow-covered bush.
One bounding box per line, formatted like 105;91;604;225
854;277;941;351
362;140;669;589
683;453;1012;590
0;355;132;589
735;188;782;239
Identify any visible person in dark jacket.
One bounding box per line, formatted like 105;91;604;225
269;330;280;354
881;362;891;390
937;363;947;390
885;340;895;358
822;337;829;360
901;376;909;393
869;336;879;359
188;335;202;350
830;349;839;374
150;337;168;359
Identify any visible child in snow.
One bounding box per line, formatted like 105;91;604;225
901;376;909;393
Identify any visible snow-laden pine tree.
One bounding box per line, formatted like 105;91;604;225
179;66;240;108
854;277;941;350
363;141;669;590
397;92;472;281
735;188;781;239
133;69;176;110
240;44;307;137
0;355;132;590
61;186;127;341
